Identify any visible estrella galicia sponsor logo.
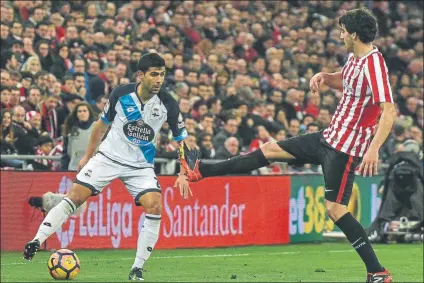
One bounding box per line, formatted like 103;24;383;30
123;119;155;144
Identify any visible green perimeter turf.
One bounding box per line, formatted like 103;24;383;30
1;243;423;282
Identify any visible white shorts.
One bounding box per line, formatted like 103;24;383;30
75;153;161;206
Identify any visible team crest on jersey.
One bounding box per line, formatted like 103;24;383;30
152;107;160;118
123;119;154;145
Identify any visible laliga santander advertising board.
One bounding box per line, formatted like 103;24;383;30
1;172;290;251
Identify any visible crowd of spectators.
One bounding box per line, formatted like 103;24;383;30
0;0;422;174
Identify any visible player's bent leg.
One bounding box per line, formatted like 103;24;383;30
66;183;94;208
181;133;324;181
130;192;162;280
260;141;296;160
181;141;296;181
322;150;391;280
327;201;391;280
24;184;93;261
326;200;392;281
324;200;348;222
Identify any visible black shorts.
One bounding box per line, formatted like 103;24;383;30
277;131;361;205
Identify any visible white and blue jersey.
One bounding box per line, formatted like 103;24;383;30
99;83;188;168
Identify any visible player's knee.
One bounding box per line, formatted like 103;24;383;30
66;185;92;208
325;200;347;221
139;192;162;214
66;192;85;208
144;201;162;215
260;141;282;159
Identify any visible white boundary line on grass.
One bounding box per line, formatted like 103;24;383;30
1;249;380;266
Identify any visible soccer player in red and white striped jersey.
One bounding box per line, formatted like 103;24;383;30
180;8;393;282
320;35;394;159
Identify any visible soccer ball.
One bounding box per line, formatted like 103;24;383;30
47;249;80;280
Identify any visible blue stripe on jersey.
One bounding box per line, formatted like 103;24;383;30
139;143;155;164
119;94;142;121
119;93;155;164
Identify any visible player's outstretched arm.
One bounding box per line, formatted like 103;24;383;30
358;102;396;177
310;71;342;92
77;119;109;171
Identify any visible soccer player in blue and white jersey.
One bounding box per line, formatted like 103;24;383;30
23;53;192;280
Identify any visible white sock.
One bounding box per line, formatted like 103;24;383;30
33;197;76;245
132;214;161;270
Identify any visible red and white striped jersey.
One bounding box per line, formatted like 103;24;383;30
323;47;393;157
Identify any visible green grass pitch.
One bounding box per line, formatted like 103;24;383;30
1;243;423;282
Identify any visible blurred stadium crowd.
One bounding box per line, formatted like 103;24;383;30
0;0;422;174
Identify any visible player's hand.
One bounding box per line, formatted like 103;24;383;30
174;174;193;200
77;155;90;172
309;72;325;93
357;148;379;177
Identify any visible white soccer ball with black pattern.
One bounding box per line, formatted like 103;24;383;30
47;249;80;280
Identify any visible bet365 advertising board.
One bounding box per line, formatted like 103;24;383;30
1;172;381;251
289;175;383;242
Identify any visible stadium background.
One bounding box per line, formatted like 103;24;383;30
0;0;423;282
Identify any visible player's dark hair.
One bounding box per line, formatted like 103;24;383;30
137;53;165;73
338;8;378;44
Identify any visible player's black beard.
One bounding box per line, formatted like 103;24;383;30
141;88;156;101
137;84;155;102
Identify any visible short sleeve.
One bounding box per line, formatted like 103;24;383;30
167;102;188;142
100;88;120;124
363;53;394;105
